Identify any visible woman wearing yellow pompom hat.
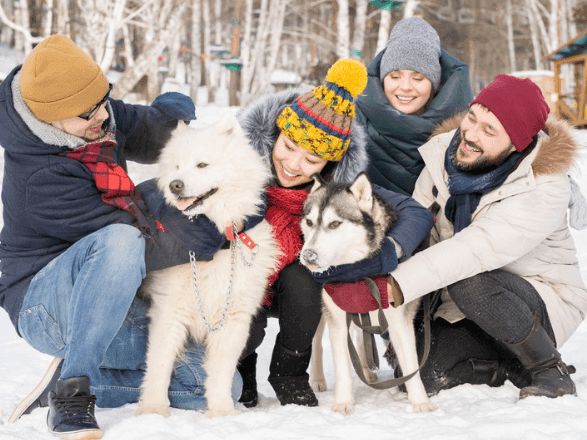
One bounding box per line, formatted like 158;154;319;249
235;59;435;407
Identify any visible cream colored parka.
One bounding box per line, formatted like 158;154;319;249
392;115;587;347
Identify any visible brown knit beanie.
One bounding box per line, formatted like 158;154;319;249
20;35;109;122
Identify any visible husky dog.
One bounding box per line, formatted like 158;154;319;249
136;112;278;418
300;172;434;415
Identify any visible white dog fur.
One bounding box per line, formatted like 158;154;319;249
136;112;278;418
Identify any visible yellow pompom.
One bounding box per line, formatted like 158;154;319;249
325;59;368;98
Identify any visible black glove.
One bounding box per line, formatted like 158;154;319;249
148;92;196;126
311;238;398;284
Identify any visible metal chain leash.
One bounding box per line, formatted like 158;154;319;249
188;224;260;333
189;242;236;334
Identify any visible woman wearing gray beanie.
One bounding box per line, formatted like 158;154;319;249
356;16;473;196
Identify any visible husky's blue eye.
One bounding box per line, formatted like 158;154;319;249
329;221;341;229
197;163;208;168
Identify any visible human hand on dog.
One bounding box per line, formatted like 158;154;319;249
310;238;398;284
138;179;226;260
148;92;196;127
387;275;405;308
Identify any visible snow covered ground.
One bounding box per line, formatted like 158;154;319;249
2;47;587;439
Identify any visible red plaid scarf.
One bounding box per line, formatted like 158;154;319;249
59;133;161;239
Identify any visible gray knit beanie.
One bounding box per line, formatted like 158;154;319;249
379;17;442;92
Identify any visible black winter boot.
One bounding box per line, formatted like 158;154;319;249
47;376;103;439
501;315;576;399
468;358;532;389
9;357;63;422
268;334;318;407
237;352;259;408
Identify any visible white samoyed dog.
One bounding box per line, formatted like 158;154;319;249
136;112;278;418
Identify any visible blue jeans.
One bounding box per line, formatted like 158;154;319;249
17;224;241;410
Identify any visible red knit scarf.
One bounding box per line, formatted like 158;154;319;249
264;186;308;305
59;133;161;239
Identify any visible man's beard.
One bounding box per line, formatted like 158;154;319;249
451;131;513;175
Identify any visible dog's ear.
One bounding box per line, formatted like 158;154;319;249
218;111;244;138
349;172;373;212
309;173;326;194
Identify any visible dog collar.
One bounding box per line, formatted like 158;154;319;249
226;222;257;250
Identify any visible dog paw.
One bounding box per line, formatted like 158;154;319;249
310;378;328;392
332;402;354;416
363;368;378;384
135;403;170;418
205;408;241;418
411;401;436;413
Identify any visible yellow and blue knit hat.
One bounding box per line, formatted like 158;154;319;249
276;59;367;162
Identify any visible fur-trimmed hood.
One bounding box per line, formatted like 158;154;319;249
236;88;369;185
430;112;580;177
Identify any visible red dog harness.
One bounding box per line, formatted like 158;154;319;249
323;275;389;314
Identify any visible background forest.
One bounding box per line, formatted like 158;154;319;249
0;0;586;107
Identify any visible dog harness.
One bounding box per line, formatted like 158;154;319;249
324;275;389;314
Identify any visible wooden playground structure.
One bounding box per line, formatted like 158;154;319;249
543;28;587;127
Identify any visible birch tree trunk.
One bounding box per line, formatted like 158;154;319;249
111;1;188;100
229;0;244;106
239;0;253;104
99;0;128;72
376;9;391;54
506;0;516;72
189;0;202;101
548;0;559;53
202;0;212;101
122;24;134;68
167;30;182;80
336;0;350;60
246;0;270;98
0;0;43;62
254;0;287;97
55;0;69;35
402;0;419;18
351;0;367;61
42;0;54;37
526;0;543;70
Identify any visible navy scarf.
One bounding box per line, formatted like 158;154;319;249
444;128;529;234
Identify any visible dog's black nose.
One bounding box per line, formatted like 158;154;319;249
301;249;318;265
169;180;184;194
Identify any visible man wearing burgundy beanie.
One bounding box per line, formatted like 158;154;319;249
384;74;587;400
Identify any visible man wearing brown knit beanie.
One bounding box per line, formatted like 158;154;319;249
385;74;587;401
0;35;248;439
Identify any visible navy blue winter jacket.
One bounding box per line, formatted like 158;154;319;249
0;66;236;334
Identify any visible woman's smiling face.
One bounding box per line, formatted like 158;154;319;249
383;69;433;115
272;133;328;187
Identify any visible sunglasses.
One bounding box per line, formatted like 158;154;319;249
77;83;113;121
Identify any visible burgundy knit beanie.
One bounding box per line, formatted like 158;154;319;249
471;74;550;152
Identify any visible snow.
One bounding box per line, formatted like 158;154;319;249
2;47;587;440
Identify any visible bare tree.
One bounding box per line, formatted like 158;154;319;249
111;0;189;100
375;8;391;54
239;0;253;103
336;0;350;59
189;0;203;101
0;0;44;63
506;0;517;71
351;0;368;60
